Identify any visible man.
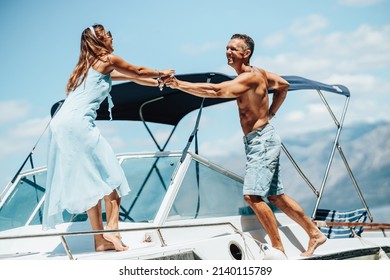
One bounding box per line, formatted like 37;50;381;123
164;34;327;257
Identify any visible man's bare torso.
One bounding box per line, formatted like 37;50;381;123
236;66;270;135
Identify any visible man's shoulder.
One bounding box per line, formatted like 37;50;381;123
253;66;266;72
238;67;266;78
236;71;264;83
251;67;268;83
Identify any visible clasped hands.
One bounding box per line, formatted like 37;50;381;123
157;69;179;91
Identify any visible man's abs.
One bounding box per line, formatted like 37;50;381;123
237;94;269;134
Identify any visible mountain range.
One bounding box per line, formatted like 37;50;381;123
207;121;390;223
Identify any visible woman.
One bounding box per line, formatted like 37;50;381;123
43;24;175;252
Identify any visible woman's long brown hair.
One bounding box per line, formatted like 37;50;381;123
65;24;112;94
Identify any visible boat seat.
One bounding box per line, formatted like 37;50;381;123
314;208;368;239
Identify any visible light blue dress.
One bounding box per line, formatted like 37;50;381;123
42;67;130;229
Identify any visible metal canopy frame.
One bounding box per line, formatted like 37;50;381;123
139;96;177;152
312;89;372;221
124;77;212;221
280;88;373;222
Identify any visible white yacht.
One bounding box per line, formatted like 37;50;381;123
0;73;389;260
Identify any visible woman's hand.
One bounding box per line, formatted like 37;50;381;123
159;69;175;78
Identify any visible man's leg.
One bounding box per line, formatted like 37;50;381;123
268;194;327;256
244;195;285;253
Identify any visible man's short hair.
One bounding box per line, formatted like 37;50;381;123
231;34;255;59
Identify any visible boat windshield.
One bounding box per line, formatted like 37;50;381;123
0;171;47;231
168;158;249;220
0;153;179;231
119;154;178;222
0;152;251;232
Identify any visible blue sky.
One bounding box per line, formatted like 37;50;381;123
1;0;389;194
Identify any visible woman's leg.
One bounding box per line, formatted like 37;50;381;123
103;191;128;251
86;200;116;251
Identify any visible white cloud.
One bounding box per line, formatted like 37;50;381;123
199;130;243;158
8;117;50;139
0;100;31;124
180;41;223;56
96;121;161;151
0;112;51;188
252;54;333;77
277;101;340;135
0;117;50;157
326;74;390;123
257;22;390;76
311;24;390;71
251;22;390;130
325;73;390;97
261;32;285;49
285;111;305;122
370;204;390;223
289;15;329;37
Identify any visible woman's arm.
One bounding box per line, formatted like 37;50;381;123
108;54;174;79
110;70;160;87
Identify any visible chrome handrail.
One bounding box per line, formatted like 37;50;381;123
0;221;237;241
0;222;239;260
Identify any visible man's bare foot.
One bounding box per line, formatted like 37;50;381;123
103;232;129;251
274;248;288;259
274;246;285;256
300;233;327;257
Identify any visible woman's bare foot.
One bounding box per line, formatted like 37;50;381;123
93;233;128;252
91;234;118;251
300;233;327;256
103;200;128;251
103;232;129;251
95;237;116;251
